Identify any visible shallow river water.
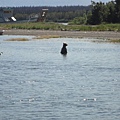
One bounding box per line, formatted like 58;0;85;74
0;35;120;120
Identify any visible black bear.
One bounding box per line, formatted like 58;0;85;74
60;43;68;55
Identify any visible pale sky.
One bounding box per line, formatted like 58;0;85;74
0;0;112;7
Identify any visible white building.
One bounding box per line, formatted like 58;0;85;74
0;8;16;23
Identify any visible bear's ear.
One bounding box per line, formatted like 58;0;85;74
63;43;68;46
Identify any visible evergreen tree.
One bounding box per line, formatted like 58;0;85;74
115;0;120;22
106;1;115;23
87;0;120;24
89;2;107;24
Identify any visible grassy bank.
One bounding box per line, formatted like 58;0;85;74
0;22;120;32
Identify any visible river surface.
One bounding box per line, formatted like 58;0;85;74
0;35;120;120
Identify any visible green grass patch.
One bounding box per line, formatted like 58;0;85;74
109;39;120;43
6;38;29;41
33;35;61;39
0;22;120;31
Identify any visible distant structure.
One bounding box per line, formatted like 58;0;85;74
0;8;16;23
37;9;48;22
28;14;39;22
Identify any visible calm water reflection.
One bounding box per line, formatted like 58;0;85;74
0;35;120;120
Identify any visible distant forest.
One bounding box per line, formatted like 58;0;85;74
12;6;91;22
1;0;120;25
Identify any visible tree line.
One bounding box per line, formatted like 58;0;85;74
11;6;91;22
87;0;120;24
0;0;119;24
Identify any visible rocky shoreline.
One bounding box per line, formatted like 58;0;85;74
3;29;120;40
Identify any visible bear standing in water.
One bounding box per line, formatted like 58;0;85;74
60;43;68;55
